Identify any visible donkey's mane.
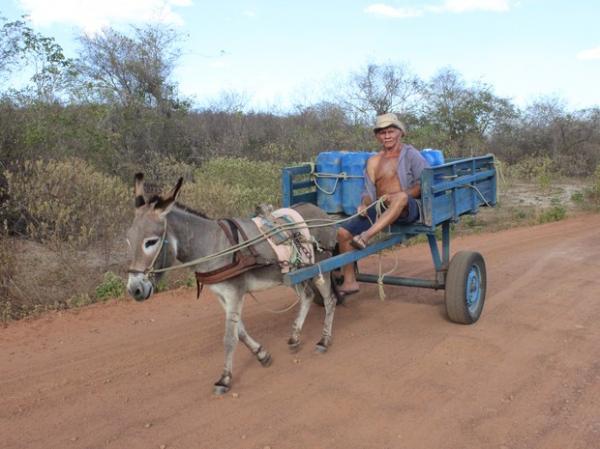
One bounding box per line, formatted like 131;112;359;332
146;194;211;219
174;202;211;219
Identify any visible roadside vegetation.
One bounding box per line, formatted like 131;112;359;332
1;15;599;321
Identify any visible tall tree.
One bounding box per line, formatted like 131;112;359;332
0;15;73;102
424;68;515;149
76;25;182;110
340;62;423;121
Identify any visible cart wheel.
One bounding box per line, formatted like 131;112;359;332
445;251;486;324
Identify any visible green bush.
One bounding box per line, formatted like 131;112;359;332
95;271;125;300
179;157;283;217
507;156;556;184
570;191;584;204
538;205;566;224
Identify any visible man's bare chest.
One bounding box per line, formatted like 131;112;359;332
375;156;400;182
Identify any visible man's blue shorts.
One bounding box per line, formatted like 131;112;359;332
340;196;420;237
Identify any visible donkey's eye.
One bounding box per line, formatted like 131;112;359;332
144;238;159;249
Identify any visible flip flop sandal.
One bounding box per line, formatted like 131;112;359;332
350;233;368;250
338;288;360;298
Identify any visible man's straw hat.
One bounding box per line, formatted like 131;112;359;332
373;113;406;135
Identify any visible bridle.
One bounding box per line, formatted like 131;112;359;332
127;218;170;279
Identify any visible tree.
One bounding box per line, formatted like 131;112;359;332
340;62;423;121
0;15;73;102
75;25;182;110
424;68;515;151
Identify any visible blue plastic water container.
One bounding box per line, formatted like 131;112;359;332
341;151;372;215
421;148;445;166
315;151;344;213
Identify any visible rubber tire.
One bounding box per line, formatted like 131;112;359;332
445;251;486;324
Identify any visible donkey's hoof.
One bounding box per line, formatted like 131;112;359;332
287;337;302;353
213;384;230;395
258;352;272;367
213;372;232;395
315;337;331;353
315;343;328;353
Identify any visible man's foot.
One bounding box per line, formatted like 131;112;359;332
350;233;368;250
338;287;360;298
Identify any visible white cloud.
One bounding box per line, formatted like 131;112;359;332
243;10;257;18
577;46;600;60
364;4;423;18
427;0;510;13
18;0;192;34
366;0;511;19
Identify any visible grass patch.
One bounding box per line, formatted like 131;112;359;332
95;272;125;301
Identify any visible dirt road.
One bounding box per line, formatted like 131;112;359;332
2;214;600;449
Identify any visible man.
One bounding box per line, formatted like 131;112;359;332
336;113;429;297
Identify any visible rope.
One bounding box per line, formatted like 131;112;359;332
147;219;168;276
247;291;300;314
462;183;493;208
376;250;400;301
311;169;364;195
149;197;388;275
312;174;341;195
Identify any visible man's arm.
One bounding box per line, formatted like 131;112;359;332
359;156;378;214
408;149;429;199
407;182;421;199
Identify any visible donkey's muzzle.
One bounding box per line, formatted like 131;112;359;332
127;273;154;301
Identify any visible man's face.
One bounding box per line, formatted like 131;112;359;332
375;126;403;150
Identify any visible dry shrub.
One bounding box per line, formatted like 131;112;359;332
135;153;196;193
0;234;16;321
586;164;600;206
5;159;130;248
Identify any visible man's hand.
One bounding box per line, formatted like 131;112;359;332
357;203;368;216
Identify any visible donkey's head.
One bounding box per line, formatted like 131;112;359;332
126;173;182;301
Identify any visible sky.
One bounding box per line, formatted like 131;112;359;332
2;0;600;111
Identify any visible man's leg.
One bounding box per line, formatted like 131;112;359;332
361;192;408;243
337;227;360;293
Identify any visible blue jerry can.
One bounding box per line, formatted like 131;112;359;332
315;151;344;213
421;149;445;166
341;152;373;215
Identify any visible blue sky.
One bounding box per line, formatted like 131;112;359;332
2;0;600;110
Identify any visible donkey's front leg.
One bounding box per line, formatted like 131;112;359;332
238;319;272;367
214;293;243;395
287;282;314;352
216;294;271;368
313;275;336;353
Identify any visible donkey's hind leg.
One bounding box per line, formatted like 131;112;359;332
313;275;336;353
287;281;314;352
238;319;272;367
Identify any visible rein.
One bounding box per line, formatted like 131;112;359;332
144;198;387;276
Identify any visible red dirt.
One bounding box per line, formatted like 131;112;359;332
2;214;600;449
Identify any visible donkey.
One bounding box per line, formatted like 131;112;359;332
126;174;339;394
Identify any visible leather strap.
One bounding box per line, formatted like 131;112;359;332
195;218;268;297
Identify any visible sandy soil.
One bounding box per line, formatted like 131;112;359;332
1;214;600;449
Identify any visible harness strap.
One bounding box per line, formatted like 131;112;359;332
195;218;269;297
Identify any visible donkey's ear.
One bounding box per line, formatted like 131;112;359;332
166;177;184;201
155;177;183;217
134;173;145;208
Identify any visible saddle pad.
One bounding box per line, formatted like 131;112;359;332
252;208;314;273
